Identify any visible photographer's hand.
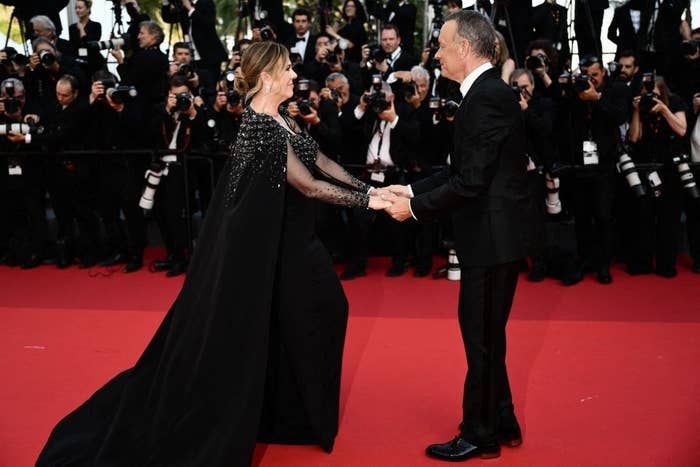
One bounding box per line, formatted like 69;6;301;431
386;196;412;221
7;132;26;143
111;46;124;65
421;47;431;66
693;93;700;114
300;107;321;126
189;72;200;89
28;54;40;71
578;81;600;101
375;58;389;73
90;81;105;104
287;101;300;118
214;91;227;112
360;44;370;68
394;70;412;82
632;95;641;113
165;93;176;114
181;0;193;11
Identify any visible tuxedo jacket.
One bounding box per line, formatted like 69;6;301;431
161;0;228;67
607;4;642;55
284;34;317;65
411;68;530;267
380;1;417;51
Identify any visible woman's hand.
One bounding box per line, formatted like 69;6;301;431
368;193;394;210
649;97;668;115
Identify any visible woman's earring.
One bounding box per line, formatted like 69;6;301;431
264;84;271;94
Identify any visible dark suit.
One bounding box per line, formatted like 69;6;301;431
69;20;105;75
379;1;417;54
575;0;609;57
607;3;641;58
285;33;317;65
9;0;69;36
531;2;570;59
161;0;227;68
411;67;529;445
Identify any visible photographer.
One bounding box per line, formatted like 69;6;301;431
168;42;203;95
68;0;105;77
627;75;687;277
288;79;343;158
567;57;631;284
86;71;147;273
0;78;48;268
160;0;227;91
302;34;338;85
148;74;209;277
675;27;700;109
324;0;368;64
362;24;418;89
340;78;420;279
4;0;69;37
227;39;251;71
525;39;560;99
510;68;558;282
0;47;29;83
8;75;100;269
208;71;243;152
327;72;365;165
285;8;316;65
376;0;417;54
112;20;169;107
29;15;74;59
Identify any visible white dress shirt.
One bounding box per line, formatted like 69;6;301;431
291;30;310;62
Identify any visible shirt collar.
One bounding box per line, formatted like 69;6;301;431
459;62;493;98
297;30;310;40
390;46;402;62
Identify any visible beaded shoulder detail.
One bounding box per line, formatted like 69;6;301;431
224;107;288;206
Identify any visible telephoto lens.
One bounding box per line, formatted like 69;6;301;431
139;162;166;210
617;153;646;197
672;153;700;199
106;86;138;104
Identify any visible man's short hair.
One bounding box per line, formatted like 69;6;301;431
292;8;312;21
58;74;79;92
381;24;401;38
31;37;57;53
326;72;349;86
617;50;638;66
173;42;191;54
140;20;165;45
509;68;534;85
410;65;430;82
30;15;56;38
445;10;495;60
169;73;190;90
446;0;463;8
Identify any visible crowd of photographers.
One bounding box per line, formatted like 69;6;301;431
0;0;699;285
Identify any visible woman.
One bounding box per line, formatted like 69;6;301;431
325;0;368;63
493;30;515;84
68;0;104;75
628;75;687;277
36;42;391;466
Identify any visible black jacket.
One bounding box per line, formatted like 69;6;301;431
9;0;69;36
378;1;416;52
117;47;169;106
284;33;317;65
531;2;570;58
161;0;228;67
411;68;530;267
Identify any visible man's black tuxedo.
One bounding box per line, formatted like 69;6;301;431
575;0;609;57
379;1;417;53
531;2;570;59
410;67;529;446
285;33;317;65
161;0;227;68
607;3;642;57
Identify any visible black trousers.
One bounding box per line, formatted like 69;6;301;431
154;163;189;262
1;170;48;259
574;2;605;58
458;260;520;446
685;197;700;264
572;173;615;269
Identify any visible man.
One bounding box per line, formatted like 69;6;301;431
531;0;570;61
29;15;73;58
161;0;227;90
365;24;418;92
285;8;316;65
386;11;529;461
168;42;203;94
5;0;69;37
378;0;417;54
574;0;609;58
616;50;640;87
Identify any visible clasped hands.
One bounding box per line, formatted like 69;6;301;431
367;185;413;222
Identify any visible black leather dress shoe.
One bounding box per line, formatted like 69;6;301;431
458;422;522;447
151;259;173;272
123;256;143;273
166;261;187;277
99;252;129;267
596;267;612;284
655;267;677;278
414;266;431;277
78;256;97;269
426;436;500;461
386;263;406;277
527;260;546;282
21;253;42;269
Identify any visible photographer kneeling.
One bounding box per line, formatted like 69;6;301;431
627;74;688;277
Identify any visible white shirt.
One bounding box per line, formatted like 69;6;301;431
691;113;700;163
353;107;400;166
187;2;201;61
291;30;310;62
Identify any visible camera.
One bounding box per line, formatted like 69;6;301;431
173;92;192;113
106;86;138;104
176;62;194;79
328;88;341;102
295;79;313;116
39;50;56;67
429;97;459;120
403;81;417;99
672;153;700;199
616;144;646;197
86;37;127;51
680;39;700;57
1;48;27;66
511;85;523;101
2;82;21;114
367;42;386;63
572;74;591;94
362;74;390;113
325;49;341;65
639;72;658;114
525;53;548;71
260;25;275;41
222;70;241;107
0;122;33;136
139;161;167;210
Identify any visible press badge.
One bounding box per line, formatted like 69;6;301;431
582;140;599;165
8;165;22;175
78;48;88;57
370;171;385;183
648;171;662;187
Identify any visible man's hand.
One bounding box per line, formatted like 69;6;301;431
181;0;193;11
7;132;26;143
110;46;124;65
28;53;41;71
90;81;105;104
229;51;241;69
386;196;412;221
213;91;227;112
385;184;412;198
377;97;397;123
394;70;412;82
368;194;393;210
300;106;321;125
357;92;370;113
165;93;177;113
188;72;200;89
578;80;600;101
316;46;330;63
518;93;528;111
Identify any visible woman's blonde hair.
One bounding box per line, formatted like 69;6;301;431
233;41;290;105
493;30;510;66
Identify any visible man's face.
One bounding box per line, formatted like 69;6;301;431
170;85;191;98
173;47;192;64
415;77;429;102
327;79;350;104
56;82;76;107
446;3;462;15
138;27;157;49
294;15;310;36
618;56;638;81
381;29;401;54
588;63;606;90
310;90;320;109
514;74;534;101
31;22;53;41
434;21;465;82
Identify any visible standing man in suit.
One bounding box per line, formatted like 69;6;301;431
607;0;645;60
575;0;609;58
161;0;228;91
379;0;417;54
385;10;529;461
285;8;317;65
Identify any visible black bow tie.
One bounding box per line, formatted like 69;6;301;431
296;36;306;42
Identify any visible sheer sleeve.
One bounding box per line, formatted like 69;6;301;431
286;141;369;208
314;151;372;193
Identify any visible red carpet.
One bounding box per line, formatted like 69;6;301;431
1;255;699;467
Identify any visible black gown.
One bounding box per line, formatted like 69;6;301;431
36;107;372;466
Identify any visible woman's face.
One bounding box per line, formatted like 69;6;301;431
75;1;90;19
270;59;297;101
344;1;357;18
